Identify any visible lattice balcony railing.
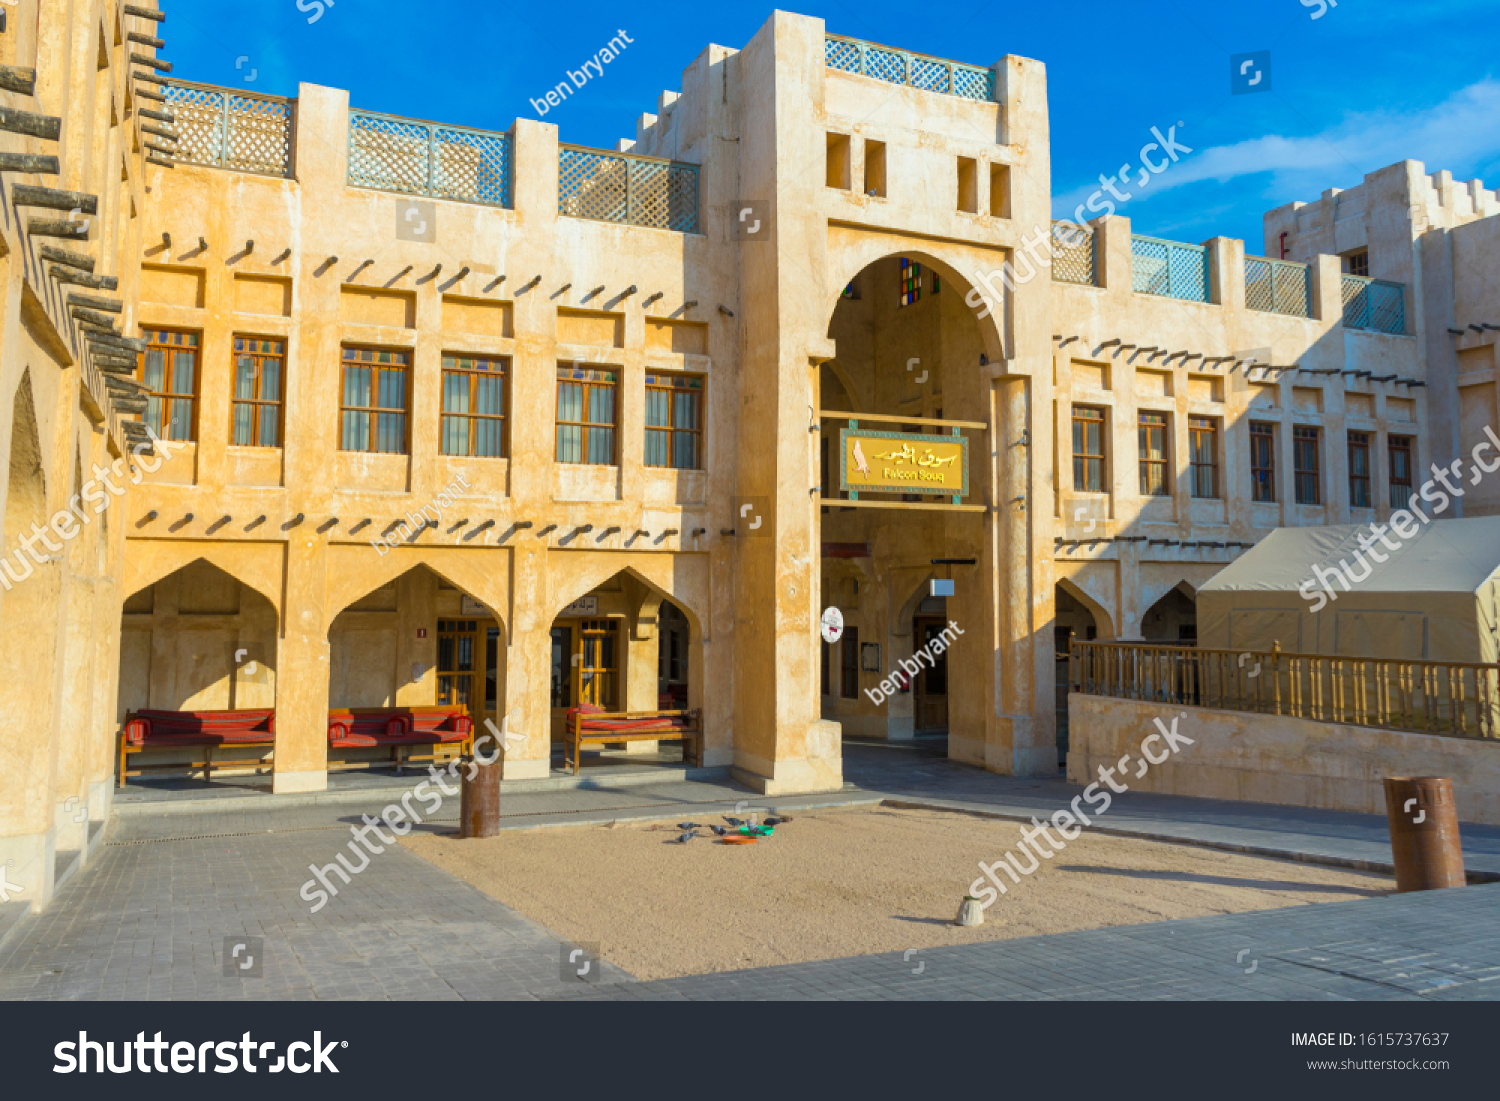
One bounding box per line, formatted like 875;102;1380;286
161;81;294;177
558;145;699;233
1342;273;1407;335
1131;234;1209;302
825;34;996;102
1050;222;1097;286
348;110;512;207
1244;255;1310;318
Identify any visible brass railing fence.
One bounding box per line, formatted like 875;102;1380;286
1070;640;1499;741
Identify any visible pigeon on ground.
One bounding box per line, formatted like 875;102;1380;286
723;817;744;827
710;825;729;837
764;816;784;826
675;830;698;843
677;822;701;830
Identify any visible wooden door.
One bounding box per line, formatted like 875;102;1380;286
912;617;949;732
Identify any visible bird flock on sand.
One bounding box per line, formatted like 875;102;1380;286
666;813;792;844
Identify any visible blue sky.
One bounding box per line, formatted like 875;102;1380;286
163;0;1500;250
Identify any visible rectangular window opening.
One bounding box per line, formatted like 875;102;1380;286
863;139;886;198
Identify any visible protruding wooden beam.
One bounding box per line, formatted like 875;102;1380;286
49;267;118;290
141;124;177;140
71;306;120;327
133;72;169;87
0;107;62;141
90;334;145;352
0;152;60;173
11;184;98;214
67;293;122;313
127;33;165;49
131;53;173;73
138;108;175;124
143;142;175;157
0;66;37;95
123;4;166;21
134;88;167;103
28;218;88;240
145;155;175;169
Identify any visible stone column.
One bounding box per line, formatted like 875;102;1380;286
273;535;331;793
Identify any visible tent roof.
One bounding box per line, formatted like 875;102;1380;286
1201;516;1500;595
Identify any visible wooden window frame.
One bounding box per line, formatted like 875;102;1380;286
230;335;285;448
1250;421;1276;503
138;328;201;443
555;364;619;465
339;346;411;455
1348;430;1372;509
1071;405;1106;492
1389;435;1414;509
1294;424;1321;505
441;352;509;459
1138;411;1170;497
644;371;704;471
1189;416;1219;499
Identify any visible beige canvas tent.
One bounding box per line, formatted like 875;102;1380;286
1198;516;1500;664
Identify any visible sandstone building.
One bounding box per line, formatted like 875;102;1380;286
2;3;1497;910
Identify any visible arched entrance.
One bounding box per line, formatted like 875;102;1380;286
326;563;505;773
817;250;998;766
1141;582;1198;642
116;558;280;781
545;568;703;774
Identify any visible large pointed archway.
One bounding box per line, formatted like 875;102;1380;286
816;248;1006;771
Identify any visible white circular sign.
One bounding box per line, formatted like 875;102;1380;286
820;606;845;644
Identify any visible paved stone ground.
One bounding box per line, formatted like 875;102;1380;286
2;740;1497;1000
545;881;1500;1001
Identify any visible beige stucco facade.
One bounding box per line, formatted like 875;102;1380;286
5;4;1500;913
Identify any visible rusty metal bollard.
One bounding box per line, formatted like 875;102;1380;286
460;750;502;839
1382;777;1465;892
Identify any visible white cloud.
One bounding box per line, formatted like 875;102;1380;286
1053;79;1500;217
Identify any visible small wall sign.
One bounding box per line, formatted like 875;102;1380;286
820;606;844;644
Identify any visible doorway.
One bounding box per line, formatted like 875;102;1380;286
912;616;949;732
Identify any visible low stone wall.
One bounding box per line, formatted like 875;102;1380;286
1067;694;1500;827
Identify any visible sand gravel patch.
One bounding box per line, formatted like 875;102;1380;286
402;806;1392;981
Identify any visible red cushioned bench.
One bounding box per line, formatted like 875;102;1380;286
327;705;474;774
118;708;276;784
564;704;702;775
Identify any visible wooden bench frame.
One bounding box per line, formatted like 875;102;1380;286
118;710;275;785
327;706;475;775
564;708;702;775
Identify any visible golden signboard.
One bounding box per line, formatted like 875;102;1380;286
840;428;969;499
